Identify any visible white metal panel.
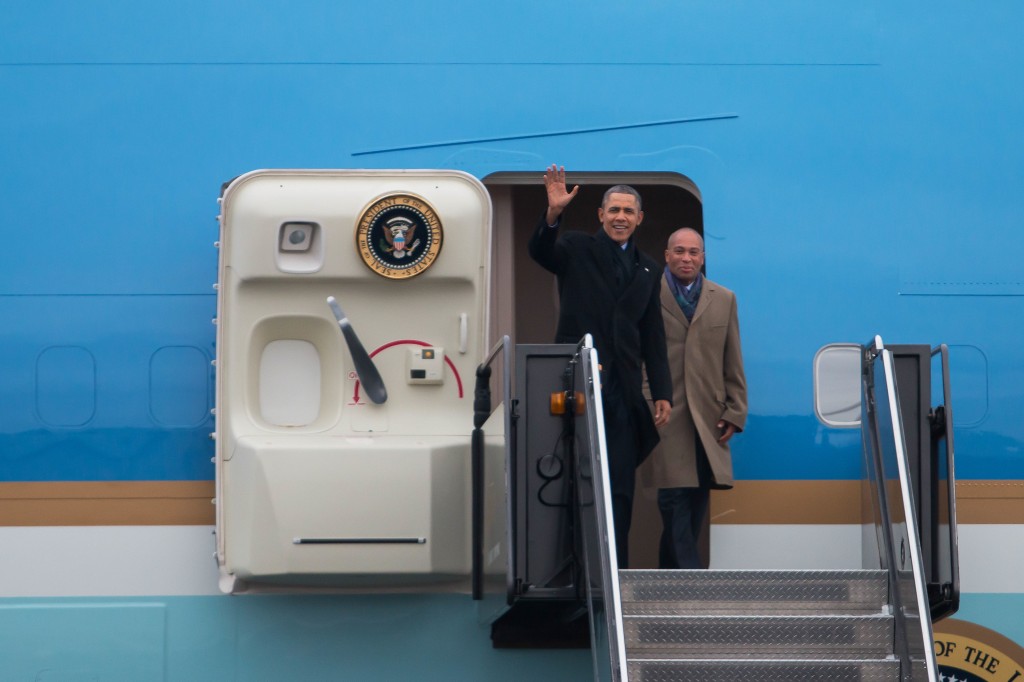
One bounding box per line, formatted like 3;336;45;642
214;170;491;589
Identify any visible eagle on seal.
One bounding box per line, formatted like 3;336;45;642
383;215;418;258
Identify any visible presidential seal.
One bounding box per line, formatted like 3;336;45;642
934;619;1024;682
355;193;443;279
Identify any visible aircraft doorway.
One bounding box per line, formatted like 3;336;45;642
483;172;704;347
483;171;704;570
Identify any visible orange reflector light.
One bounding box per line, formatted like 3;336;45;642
550;391;586;415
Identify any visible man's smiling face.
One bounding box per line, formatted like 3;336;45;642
598;192;643;244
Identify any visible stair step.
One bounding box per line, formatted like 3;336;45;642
627;658;900;682
622;614;894;658
619;569;888;615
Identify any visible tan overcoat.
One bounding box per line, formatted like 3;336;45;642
641;276;747;489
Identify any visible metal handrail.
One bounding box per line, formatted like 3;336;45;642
863;335;940;680
929;344;960;621
471;336;513;607
571;335;628;682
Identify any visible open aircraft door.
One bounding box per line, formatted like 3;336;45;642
213;170;491;593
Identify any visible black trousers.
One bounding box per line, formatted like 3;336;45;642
600;379;642;569
657;434;712;569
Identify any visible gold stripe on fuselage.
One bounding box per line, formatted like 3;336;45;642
0;481;214;526
709;480;1024;525
0;479;1020;526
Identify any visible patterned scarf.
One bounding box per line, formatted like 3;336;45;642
665;267;702;321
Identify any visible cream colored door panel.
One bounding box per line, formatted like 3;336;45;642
214;170;491;591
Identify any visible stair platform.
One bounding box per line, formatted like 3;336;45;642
616;569;903;681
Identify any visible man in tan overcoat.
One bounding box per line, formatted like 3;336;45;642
641;228;747;569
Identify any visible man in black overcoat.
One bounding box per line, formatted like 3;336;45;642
528;164;672;568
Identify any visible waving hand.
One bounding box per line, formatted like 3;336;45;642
544;164;579;225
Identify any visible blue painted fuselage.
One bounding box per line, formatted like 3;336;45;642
2;2;1022;678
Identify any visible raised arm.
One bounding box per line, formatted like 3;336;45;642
544;164;579;225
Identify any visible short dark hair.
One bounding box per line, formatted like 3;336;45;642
602;185;642;211
667;227;704;250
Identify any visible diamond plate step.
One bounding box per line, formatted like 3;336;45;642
623;614;894;659
627;658;900;682
619;569;889;616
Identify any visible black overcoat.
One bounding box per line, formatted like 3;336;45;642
528;215;672;462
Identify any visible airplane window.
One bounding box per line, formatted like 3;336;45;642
813;344;862;428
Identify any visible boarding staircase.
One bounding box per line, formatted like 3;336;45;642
473;336;958;682
616;569;899;680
